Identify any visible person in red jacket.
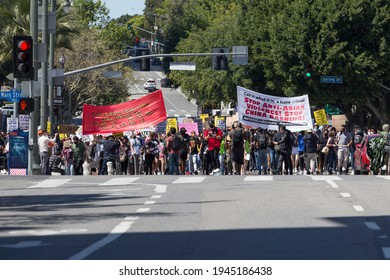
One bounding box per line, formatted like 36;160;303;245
204;120;223;174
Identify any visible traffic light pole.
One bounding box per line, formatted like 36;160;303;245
63;52;248;77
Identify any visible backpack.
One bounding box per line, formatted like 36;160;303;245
172;134;182;151
256;132;267;149
232;129;244;147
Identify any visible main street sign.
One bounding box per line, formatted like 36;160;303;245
0;89;22;102
320;76;343;84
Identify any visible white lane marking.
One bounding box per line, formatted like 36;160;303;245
340;192;351;198
124;216;139;221
353;205;365;212
144;201;156;205
28;179;72;188
364;222;381;231
311;176;342;181
136;208;150;213
154;184;167;193
68;221;134;260
173;177;206;184
100;177;140;186
244;176;273;181
9;229;88;236
326;180;339;189
151;195;162;199
382;247;390;259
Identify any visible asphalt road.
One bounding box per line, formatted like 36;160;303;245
127;62;198;118
1;175;390;260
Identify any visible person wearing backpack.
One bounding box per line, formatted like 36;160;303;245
229;121;246;175
165;127;181;175
204;120;223;174
254;127;268;175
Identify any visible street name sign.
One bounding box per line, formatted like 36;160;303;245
0;89;22;102
53;98;63;105
170;62;196;71
320;76;343;84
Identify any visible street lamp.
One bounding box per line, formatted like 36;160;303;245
63;0;71;14
59;54;67;68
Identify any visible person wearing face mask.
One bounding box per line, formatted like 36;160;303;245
336;124;352;175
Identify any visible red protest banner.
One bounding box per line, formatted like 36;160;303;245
82;90;167;135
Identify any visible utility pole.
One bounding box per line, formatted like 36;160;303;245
48;0;56;134
40;0;48;130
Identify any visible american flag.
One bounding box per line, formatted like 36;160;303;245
9;169;27;176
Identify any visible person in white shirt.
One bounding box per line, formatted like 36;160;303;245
38;130;57;175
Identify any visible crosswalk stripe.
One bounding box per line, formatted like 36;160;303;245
173;177;206;184
100;177;140;186
244;176;273;181
377;176;390;180
311;175;342;180
28;179;72;188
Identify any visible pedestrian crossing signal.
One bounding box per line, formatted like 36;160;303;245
18;97;34;114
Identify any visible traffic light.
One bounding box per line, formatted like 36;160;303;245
304;62;313;79
212;47;229;70
13;36;34;80
127;23;132;30
18;97;34;114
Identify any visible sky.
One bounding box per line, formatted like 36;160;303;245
103;0;145;19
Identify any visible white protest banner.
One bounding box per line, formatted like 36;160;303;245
18;114;30;130
237;86;313;132
7;117;18;132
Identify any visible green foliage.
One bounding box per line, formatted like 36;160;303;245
72;0;110;28
58;29;130;118
158;0;389;123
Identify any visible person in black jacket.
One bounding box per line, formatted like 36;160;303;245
304;129;318;175
275;125;294;175
99;135;119;175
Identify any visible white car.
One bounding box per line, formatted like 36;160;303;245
143;78;157;90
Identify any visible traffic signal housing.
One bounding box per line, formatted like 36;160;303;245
212;47;229;70
304;62;313;79
18;97;34;114
13;36;34;80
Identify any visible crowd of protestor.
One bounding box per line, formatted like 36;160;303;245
1;121;389;176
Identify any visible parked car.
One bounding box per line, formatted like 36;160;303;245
354;134;381;174
160;77;171;88
143;78;157;90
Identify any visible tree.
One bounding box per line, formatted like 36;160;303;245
58;29;130;121
71;0;110;28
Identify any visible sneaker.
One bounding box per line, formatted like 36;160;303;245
213;168;220;173
194;170;198;175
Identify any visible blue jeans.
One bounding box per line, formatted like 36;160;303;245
168;153;179;175
269;148;277;171
219;154;226;173
255;149;268;173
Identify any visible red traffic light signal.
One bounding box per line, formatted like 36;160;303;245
13;36;34;80
18;97;34;114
